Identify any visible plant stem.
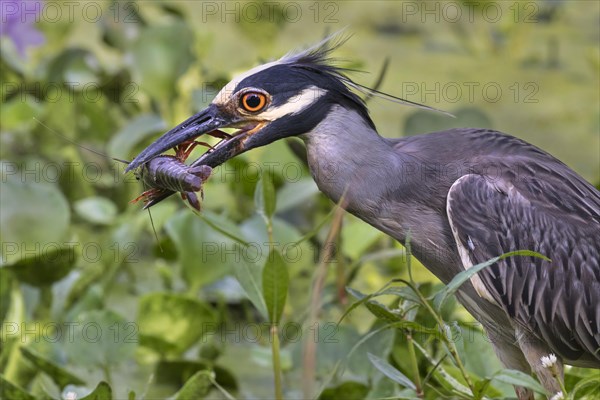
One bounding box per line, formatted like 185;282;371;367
266;217;283;400
408;281;475;395
407;332;424;398
551;364;568;397
271;324;284;400
302;202;345;399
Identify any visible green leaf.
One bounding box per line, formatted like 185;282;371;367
138;293;216;356
318;381;370;400
130;23;194;99
165;210;236;290
433;250;550;310
254;170;276;221
63;310;137;368
367;352;416;390
338;287;376;324
568;372;600;399
154;360;237;395
231;258;268;320
5;246;76;287
20;347;85;389
261;249;288;324
491;369;546;395
198;210;249;246
107;114;167;160
364;300;403;323
0;268;13;323
0;96;44;131
0;374;36;400
80;381;113;400
173;370;213;400
74;196;117;225
64;263;104;310
473;377;492;399
381;286;423;306
0;177;70;265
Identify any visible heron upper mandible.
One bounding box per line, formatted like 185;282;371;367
126;36;600;399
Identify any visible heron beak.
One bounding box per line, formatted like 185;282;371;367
126;103;274;173
125;104;233;172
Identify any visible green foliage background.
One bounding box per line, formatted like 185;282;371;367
1;1;599;399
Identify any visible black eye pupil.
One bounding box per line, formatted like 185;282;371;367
246;94;261;108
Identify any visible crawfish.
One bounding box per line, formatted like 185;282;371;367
131;140;213;211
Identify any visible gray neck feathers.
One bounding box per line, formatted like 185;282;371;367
301;105;397;215
300;106;459;276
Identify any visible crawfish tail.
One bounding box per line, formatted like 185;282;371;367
139;156;211;193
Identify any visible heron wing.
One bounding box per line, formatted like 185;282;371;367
446;172;600;365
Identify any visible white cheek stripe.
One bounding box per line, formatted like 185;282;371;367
259;86;327;121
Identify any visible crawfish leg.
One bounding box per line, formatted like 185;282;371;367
130;188;165;204
181;191;201;211
175;140;214;161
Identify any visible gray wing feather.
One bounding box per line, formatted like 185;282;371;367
446;172;600;366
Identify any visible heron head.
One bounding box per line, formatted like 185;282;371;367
125;34;444;173
125;36;371;172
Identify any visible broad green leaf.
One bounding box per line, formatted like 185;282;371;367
154;360;237;394
138;293;216;356
80;381;113;400
64;263;104;310
74;196;117;225
0;374;36;400
0;95;44;131
165;210;235;290
20;347;85;389
198;210;249;246
434;250;550;310
0;177;70;265
254;171;276;221
367;352;416;390
5;246;76;287
173;370;213;400
491;369;546;395
262;249;288;324
130;23;194;99
107;114;167;160
460;323;505;382
240;215;310;269
318;381;370;400
231;258;268;320
47;49;98;85
63;310;136;368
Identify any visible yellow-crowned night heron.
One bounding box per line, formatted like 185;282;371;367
126;37;600;399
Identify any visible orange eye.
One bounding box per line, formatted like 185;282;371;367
240;91;267;113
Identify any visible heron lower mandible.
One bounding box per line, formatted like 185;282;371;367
126;35;600;399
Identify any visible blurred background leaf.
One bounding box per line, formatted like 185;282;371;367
1;1;598;399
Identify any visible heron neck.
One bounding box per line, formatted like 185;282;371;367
301;105;398;213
